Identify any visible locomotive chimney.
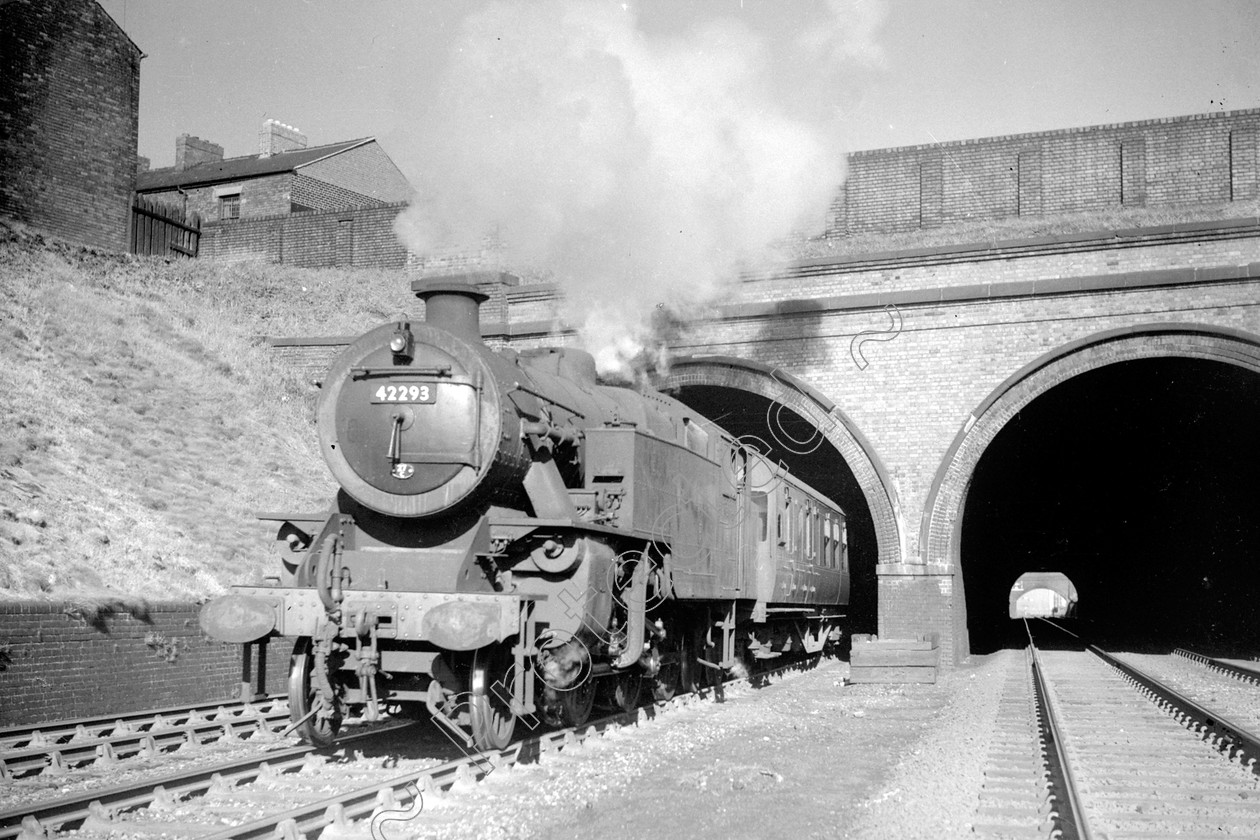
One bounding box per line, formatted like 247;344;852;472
411;272;513;341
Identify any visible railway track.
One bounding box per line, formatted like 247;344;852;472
0;720;414;840
974;625;1260;839
0;696;291;780
971;647;1059;838
3;657;817;840
1174;647;1260;687
0;696;288;751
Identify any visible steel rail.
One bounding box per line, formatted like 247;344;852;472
0;709;292;778
1173;648;1260;687
0;695;287;751
1092;645;1260;767
1023;620;1092;840
195;653;821;840
6;655;820;839
199;709;652;840
0;722;414;840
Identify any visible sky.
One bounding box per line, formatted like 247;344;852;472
100;0;1259;167
95;0;1260;373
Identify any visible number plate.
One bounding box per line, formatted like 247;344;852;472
372;383;437;404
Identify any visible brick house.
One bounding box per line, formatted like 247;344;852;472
135;120;413;224
0;0;142;251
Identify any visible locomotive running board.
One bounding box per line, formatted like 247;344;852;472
200;588;542;646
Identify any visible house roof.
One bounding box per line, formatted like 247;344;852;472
136;138;375;191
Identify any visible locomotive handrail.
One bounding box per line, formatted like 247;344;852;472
350;365;453;379
469;369;483;472
764;606;831;614
510;381;587;418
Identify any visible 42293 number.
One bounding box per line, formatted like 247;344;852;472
371;383;436;404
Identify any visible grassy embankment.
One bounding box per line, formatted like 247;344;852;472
1;200;1252;607
0;221;424;605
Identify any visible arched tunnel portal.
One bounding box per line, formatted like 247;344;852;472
1008;572;1079;619
664;357;903;633
925;326;1260;655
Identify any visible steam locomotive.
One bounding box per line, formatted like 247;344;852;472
202;272;849;750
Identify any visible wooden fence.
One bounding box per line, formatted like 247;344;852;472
130;195;200;257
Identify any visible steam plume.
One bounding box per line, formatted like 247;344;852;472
394;0;884;378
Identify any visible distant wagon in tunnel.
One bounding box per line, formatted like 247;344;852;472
1009;571;1078;619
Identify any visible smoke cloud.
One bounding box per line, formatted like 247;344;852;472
394;0;884;378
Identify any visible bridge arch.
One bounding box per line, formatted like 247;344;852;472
665;355;904;566
921;323;1260;574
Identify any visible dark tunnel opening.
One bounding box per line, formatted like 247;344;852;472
671;384;879;634
962;357;1260;656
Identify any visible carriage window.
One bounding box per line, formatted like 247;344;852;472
805;508;814;558
781;496;792;549
730;445;748;488
753;492;768;542
822;515;833;568
826;520;836;568
801;508;808;557
817;511;823;561
804;508;810;557
813;510;820;561
835;520;842;567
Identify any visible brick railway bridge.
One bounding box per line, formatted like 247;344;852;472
276;109;1260;665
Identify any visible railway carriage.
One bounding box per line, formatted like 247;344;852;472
202;272;849;750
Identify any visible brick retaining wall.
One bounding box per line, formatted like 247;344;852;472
829;108;1260;237
0;601;291;726
199;203;409;269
